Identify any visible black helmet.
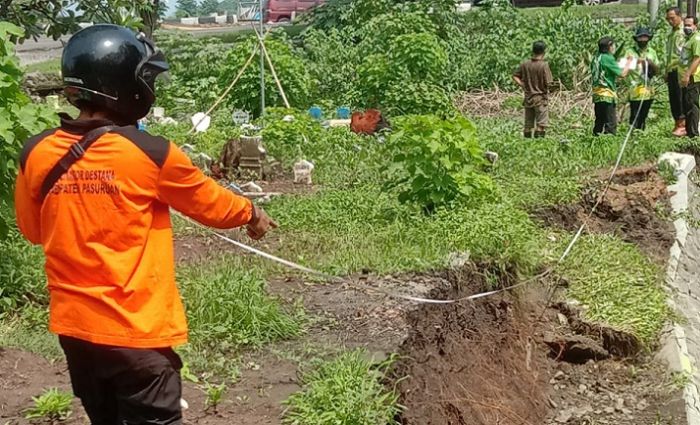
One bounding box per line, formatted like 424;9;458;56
598;36;614;53
61;24;169;124
633;27;653;40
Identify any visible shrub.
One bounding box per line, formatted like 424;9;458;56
383;115;496;212
0;22;58;238
24;388;73;421
0;219;47;316
283;350;400;425
219;34;313;117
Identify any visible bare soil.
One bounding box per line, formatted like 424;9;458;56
532;164;675;263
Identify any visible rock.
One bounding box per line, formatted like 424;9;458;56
557;313;569;326
181;144;196;154
636;400;648;411
543;332;610;364
604;407;615;414
192;153;213;174
447;251;471;269
573;405;593;418
554;409;573;423
241;181;263;193
23;72;63;95
484;151;499;164
615;398;625;411
578;384;587;394
554;371;566;379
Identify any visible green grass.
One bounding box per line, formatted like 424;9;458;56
177;261;304;375
266;189;544;275
24;388;73;421
282;349;400;425
0;304;62;359
558;235;670;344
23;58;61;74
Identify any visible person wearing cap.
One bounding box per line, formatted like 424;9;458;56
623;27;659;130
14;24;277;423
591;36;633;135
513;40;554;138
666;7;687;136
680;16;700;138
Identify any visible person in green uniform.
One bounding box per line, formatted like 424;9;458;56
624;27;659;130
680;16;700;138
591;36;633;135
666;7;686;136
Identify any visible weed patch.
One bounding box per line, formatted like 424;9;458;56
178;262;303;373
558;235;669;345
282;349;400;425
24;388;73;421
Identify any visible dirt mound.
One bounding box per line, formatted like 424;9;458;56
533;164;674;263
391;266;549;425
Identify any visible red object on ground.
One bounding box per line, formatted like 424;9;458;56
351;109;388;135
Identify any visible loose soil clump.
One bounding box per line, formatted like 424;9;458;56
392;265;549;425
533;164;674;263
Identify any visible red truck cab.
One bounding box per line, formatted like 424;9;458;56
265;0;325;23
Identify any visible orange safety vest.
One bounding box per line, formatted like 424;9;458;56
14;114;253;348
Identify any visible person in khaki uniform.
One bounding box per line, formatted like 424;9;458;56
513;41;553;138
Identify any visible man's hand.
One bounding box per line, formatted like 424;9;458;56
682;73;691;87
246;205;277;240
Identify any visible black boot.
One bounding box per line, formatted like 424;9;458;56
524;130;533;138
535;130;545;138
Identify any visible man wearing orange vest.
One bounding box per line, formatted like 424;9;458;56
14;24;276;424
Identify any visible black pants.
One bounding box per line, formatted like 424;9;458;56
682;80;700;138
668;70;685;121
59;336;183;425
593;102;617;135
629;100;653;130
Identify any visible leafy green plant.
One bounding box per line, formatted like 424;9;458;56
24;388;73;421
259;108;323;164
204;381;227;411
283;350;401;425
218;34;313;117
0;22;58;238
384;115;496;212
0;218;47;316
178;262;303;351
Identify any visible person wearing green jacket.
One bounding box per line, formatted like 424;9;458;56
680;16;700;138
624;27;659;130
666;7;686;136
591;36;633;135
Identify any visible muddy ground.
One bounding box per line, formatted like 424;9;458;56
533;164;675;264
0;165;686;424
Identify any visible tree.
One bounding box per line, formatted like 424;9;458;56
0;0;79;40
199;0;220;14
1;0;162;41
176;0;198;16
